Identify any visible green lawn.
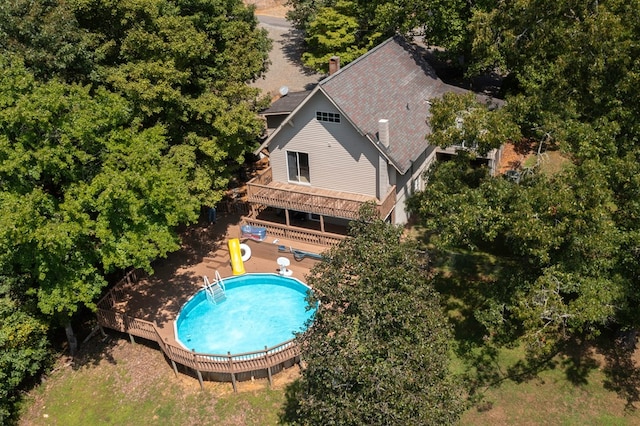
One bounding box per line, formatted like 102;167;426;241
18;247;640;425
18;338;289;426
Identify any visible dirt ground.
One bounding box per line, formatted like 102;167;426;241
498;142;528;174
246;0;289;18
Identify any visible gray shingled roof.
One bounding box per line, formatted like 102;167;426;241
261;91;310;115
319;35;473;174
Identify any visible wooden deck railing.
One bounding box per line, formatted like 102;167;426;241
246;167;396;221
95;271;301;391
377;186;396;221
242;217;345;247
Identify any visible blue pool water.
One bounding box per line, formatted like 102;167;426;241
175;273;316;355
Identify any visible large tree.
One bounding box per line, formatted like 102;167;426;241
0;56;204;350
287;0;496;72
286;207;464;425
0;0;271;419
1;0;272;207
408;154;628;355
470;0;640;156
406;0;640;356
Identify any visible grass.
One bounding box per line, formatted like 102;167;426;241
20;331;640;425
461;358;636;425
440;250;640;425
18;338;289;426
18;247;640;425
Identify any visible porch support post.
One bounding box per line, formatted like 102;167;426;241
320;215;325;233
285;209;290;227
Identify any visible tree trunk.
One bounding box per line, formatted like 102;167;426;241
65;322;78;356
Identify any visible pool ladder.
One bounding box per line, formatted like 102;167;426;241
203;271;226;304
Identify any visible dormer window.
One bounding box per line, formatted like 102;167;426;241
316;111;341;123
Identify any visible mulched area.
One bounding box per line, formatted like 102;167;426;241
497;140;538;174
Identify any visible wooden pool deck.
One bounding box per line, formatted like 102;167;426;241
107;210;327;347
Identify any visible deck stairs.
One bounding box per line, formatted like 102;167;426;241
203;271;226;304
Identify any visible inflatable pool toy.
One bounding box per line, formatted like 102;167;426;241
228;238;246;275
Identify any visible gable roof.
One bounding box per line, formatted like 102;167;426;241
258;35;501;174
261;91;310;116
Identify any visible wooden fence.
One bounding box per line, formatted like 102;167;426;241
96;270;300;391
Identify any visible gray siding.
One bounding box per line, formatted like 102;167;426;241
266;90;439;226
269;92;380;197
394;145;437;224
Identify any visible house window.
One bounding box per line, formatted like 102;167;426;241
316;111;341;123
412;174;423;194
287;151;310;183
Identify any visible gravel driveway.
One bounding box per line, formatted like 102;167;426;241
251;15;322;97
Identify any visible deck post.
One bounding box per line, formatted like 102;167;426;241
125;315;135;344
193;351;204;390
266;346;273;387
228;352;237;392
285;209;290;227
196;369;204;390
320;215;325;233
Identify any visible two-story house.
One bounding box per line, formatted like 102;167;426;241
244;35;502;246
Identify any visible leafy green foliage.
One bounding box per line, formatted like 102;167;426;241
0;287;49;424
288;0;498;71
403;0;640;361
0;0;100;82
286;207;464;425
301;1;368;72
471;0;640;158
0;57;200;320
1;0;272;207
408;153;631;357
0;0;272;419
428;92;521;155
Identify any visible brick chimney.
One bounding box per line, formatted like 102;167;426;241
329;56;340;75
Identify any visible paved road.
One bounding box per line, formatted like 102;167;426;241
251;16;322;96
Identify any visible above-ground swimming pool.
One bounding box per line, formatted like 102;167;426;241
175;273;316;355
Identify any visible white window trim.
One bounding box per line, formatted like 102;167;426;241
316;111;341;123
286;150;311;185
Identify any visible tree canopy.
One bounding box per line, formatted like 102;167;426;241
403;0;640;359
0;0;271;419
285;207;464;425
1;0;271;206
287;0;495;71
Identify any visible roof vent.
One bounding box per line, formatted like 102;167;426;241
378;119;389;148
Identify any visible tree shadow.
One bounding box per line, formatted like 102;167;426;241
70;329;128;369
279;377;303;424
432;250;515;346
599;330;640;411
280;28;322;77
559;337;600;386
